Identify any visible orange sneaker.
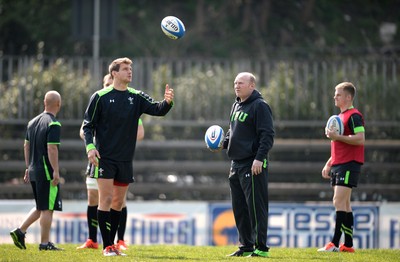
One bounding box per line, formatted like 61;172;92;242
317;242;339;252
76;239;99;249
117;240;128;250
339;243;355;253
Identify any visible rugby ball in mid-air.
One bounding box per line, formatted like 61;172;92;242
161;16;185;40
205;125;224;151
326;115;344;135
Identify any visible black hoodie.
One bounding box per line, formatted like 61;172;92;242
224;90;275;166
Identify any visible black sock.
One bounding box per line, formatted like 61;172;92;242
118;207;127;241
98;209;112;248
342;212;354;247
332;211;346;247
110;208;121;244
87;205;98;242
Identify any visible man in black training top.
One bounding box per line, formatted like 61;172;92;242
10;90;63;251
224;72;274;258
82;57;174;256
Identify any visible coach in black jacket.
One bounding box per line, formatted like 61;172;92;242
224;72;274;258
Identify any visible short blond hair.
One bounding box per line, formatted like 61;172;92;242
335;82;356;99
108;57;132;79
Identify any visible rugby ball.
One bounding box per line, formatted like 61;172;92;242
205;125;224;151
161;16;185;40
326;115;344;135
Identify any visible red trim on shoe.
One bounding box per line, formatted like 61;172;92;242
77;239;99;249
339;243;355;253
317;242;340;252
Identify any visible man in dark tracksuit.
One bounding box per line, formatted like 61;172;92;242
224;72;274;258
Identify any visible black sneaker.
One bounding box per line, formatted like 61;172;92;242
39;242;64;251
10;228;26;249
226;249;254;257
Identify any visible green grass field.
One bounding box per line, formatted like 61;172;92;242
1;244;399;261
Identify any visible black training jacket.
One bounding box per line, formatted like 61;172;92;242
225;90;274;164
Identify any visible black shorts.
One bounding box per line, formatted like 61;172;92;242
330;161;361;188
95;158;134;184
31;181;62;211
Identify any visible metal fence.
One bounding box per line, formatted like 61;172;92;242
0;56;399;123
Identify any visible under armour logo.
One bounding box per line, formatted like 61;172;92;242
245;173;251;178
110;99;115;103
128;97;134;104
99;168;104;176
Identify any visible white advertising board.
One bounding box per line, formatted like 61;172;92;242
0;200;399;249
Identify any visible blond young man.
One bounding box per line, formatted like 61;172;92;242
318;82;365;253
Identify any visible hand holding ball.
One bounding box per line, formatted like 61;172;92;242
325;115;344;138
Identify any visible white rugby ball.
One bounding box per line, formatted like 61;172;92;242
326;115;344;135
205;125;224;151
161;16;185;40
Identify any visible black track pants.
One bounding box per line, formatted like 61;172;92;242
229;165;269;251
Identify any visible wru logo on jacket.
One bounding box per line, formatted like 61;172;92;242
231;111;248;122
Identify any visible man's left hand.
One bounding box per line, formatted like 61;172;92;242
252;159;263;175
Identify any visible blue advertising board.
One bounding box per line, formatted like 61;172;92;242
208;202;379;248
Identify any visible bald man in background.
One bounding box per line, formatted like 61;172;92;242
10;90;64;251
